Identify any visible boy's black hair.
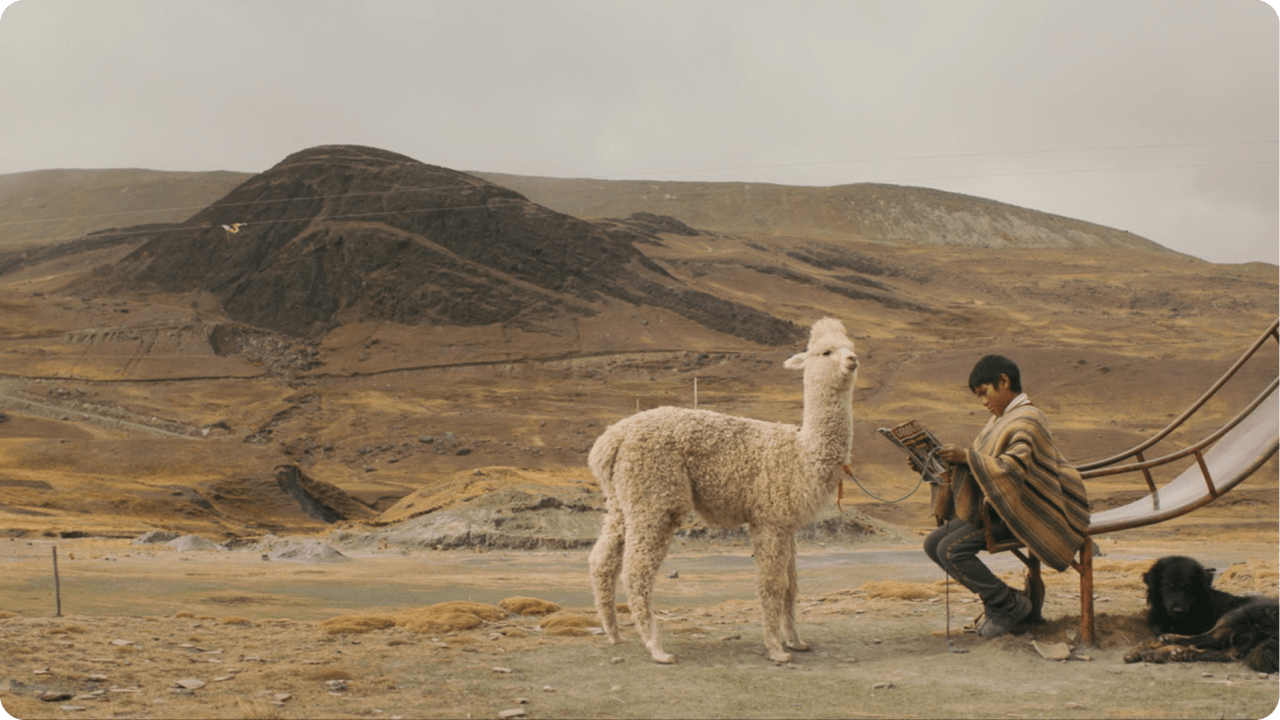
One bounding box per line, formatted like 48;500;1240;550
968;354;1022;393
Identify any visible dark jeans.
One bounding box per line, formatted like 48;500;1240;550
923;518;1019;615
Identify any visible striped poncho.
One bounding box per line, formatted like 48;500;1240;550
949;396;1090;572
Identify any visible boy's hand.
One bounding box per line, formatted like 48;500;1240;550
938;444;969;465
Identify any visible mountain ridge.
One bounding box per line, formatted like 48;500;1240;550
1;160;1196;262
470;173;1177;255
61;145;802;345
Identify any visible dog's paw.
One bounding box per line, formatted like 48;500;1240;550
1166;646;1201;663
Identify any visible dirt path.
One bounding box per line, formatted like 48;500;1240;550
0;380;199;439
1;536;1277;719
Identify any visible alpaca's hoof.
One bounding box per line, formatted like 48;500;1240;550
651;651;677;664
769;651;794;663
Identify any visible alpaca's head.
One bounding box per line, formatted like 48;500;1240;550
783;317;858;386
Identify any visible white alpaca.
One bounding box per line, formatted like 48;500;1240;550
588;317;858;663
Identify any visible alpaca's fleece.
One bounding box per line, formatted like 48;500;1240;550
588;316;858;664
591;409;810;529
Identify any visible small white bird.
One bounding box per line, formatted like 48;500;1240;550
221;223;246;240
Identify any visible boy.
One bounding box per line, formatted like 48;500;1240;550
924;355;1090;638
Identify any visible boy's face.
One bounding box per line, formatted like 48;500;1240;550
973;374;1018;417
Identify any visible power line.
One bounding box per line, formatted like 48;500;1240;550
0;196;553;247
0;180;503;228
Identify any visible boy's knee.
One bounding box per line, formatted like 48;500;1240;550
923;544;939;564
923;533;947;563
940;536;980;564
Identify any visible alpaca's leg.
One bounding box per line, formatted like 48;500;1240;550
751;526;795;662
779;533;810;652
589;505;626;644
622;510;680;664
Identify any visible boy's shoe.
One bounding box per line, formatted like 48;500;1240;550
977;592;1032;639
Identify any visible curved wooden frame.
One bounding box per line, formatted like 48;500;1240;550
985;319;1279;645
1078;318;1279;472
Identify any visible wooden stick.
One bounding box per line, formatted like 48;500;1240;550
52;546;62;617
1079;540;1094;646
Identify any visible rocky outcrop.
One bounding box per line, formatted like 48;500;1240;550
72;145;800;345
274;464;375;524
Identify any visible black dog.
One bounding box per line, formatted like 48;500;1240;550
1125;598;1279;674
1141;555;1253;635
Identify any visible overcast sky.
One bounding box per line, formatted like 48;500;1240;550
0;0;1275;264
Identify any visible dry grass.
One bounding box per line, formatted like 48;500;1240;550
1217;560;1280;594
319;600;528;635
233;697;286;720
861;580;939;601
421;600;509;621
397;609;484;634
303;667;354;682
0;539;1276;719
501;596;562;615
540;613;601;636
317;613;398;635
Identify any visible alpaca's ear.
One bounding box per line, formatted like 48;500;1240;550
784;352;807;370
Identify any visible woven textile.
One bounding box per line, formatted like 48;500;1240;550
950;401;1090;571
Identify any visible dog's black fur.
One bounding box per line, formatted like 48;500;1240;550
1142;555;1253;635
1125;598;1279;674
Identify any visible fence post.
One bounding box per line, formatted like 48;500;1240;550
52;546;62;617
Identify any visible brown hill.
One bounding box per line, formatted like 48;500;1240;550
471;173;1175;254
0;145;1273;544
3;163;1172;259
58;145;798;346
